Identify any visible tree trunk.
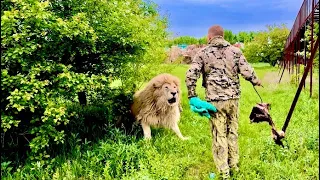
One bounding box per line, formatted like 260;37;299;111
78;91;87;105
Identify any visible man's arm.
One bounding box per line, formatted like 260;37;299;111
237;52;261;86
185;52;204;98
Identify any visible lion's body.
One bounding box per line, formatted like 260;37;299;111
131;73;187;140
131;99;180;128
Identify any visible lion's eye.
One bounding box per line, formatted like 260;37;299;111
165;86;168;89
174;86;176;88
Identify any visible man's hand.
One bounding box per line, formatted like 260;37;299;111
189;97;217;118
254;79;262;87
190;105;211;118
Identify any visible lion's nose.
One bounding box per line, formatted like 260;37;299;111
171;92;176;96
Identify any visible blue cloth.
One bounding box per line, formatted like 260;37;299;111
189;97;217;118
209;172;216;179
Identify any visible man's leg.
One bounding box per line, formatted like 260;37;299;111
226;99;239;172
210;101;230;179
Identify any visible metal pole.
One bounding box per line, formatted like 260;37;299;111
298;30;302;84
309;0;315;97
282;37;319;133
295;39;298;84
292;43;295;75
303;21;307;89
279;60;287;83
289;45;291;74
297;34;300;84
278;56;284;75
298;62;300;84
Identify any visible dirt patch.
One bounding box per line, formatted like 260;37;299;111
263;71;291;84
166;46;184;63
263;70;318;85
166;44;206;64
183;45;205;63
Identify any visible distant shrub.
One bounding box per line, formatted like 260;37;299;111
167;36;200;46
243;24;290;65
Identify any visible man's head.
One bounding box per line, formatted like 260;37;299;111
207;25;224;42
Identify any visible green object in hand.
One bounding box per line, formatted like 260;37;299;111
189;97;217;118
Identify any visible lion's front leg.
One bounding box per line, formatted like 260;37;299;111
141;121;152;140
179;104;183;112
171;123;189;140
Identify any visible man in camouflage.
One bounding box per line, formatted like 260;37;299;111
185;25;261;179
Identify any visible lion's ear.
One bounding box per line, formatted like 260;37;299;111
173;79;180;88
153;83;157;89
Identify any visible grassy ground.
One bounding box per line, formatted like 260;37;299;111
4;63;319;180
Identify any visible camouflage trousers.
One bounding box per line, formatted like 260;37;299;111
210;99;239;179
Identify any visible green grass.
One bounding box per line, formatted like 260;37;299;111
3;63;319;180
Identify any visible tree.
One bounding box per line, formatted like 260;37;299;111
236;31;255;43
198;36;207;44
167;36;199;46
243;24;289;65
166;36;209;46
266;24;290;66
248;31;257;42
224;30;237;44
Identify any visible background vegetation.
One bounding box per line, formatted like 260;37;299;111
167;30;257;47
166;25;292;66
167;23;318;68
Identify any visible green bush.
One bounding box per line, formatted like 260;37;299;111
63;104;111;140
243;24;289;65
296;23;319;68
52;90;137;156
1;0;168;166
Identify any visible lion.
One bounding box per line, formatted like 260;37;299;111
131;73;188;140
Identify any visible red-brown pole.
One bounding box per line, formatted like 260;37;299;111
279;60;287;84
298;31;301;84
309;0;315;97
282;37;319;133
303;22;307;89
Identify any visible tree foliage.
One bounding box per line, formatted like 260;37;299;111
167;36;200;46
168;30;257;47
296;22;319;67
243;24;290;66
224;30;257;44
198;36;207;44
1;0;168;163
224;30;236;44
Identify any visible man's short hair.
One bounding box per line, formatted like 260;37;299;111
208;25;224;37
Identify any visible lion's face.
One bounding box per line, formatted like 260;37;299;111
161;83;180;106
152;80;180;107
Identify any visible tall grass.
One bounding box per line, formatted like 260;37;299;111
2;64;318;180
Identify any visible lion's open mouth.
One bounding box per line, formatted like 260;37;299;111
168;98;176;104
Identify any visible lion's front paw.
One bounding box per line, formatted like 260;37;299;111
180;136;190;141
179;106;183;112
144;136;152;141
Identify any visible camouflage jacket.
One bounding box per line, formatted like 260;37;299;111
185;36;260;101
